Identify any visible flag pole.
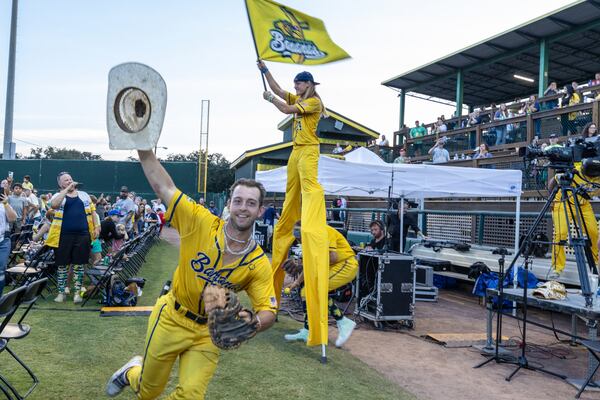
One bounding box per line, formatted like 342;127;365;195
244;0;267;91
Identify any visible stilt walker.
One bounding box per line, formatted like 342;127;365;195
258;61;330;358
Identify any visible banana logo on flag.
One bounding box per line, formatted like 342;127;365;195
246;0;350;65
270;7;324;64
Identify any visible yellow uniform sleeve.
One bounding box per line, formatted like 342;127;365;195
285;91;299;105
328;227;338;251
164;189;217;238
295;96;322;115
244;258;277;313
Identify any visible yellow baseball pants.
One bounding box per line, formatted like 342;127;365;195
551;200;598;273
126;292;219;399
272;144;329;346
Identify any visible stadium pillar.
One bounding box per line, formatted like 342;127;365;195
455;69;463;118
3;0;19;160
398;90;405;131
538;39;549;98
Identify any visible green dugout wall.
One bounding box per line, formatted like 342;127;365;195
0;159;198;198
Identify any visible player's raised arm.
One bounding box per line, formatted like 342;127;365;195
257;60;286;99
137;150;177;205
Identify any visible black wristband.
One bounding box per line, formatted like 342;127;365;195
260;67;269;74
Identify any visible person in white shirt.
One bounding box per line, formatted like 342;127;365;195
332;143;343;154
24;188;41;225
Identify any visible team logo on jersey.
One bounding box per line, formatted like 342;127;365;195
190;251;239;291
269;7;326;64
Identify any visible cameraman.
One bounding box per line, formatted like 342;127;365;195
548;162;599;279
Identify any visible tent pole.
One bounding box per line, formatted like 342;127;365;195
513;195;521;316
400;197;405;253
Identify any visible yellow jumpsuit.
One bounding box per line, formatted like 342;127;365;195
272;92;330;346
551;165;599;273
126;190;277;399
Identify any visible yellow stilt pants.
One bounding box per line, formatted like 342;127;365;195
272;145;329;346
551;200;598;273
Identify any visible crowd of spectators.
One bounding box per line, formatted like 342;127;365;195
0;172;164;301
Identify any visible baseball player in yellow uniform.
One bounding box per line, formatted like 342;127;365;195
549;162;599;279
258;60;330;347
284;225;358;347
106;150;277;399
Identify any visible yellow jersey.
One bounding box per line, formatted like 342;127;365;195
165;189;277;315
286;92;322;146
555;162;600;205
327;226;356;268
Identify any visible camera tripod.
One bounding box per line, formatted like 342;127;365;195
475;167;597;381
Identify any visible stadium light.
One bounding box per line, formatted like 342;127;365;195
513;74;535;83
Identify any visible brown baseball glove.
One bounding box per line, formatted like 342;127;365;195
281;257;303;275
202;285;258;350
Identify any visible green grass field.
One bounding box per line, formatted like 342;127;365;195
1;240;415;400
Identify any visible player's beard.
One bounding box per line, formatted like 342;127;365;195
228;212;256;234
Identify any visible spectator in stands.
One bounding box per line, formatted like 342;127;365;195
198;197;206;207
545;134;562;151
8;183;28;234
428;137;450;164
115;186;137;237
589;73;600;100
208;201;219;216
343;141;353;152
561;84;581;135
22;175;33;191
467;110;482;127
39;194;49;218
582;122;598;139
543;82;559;110
0;193;17;295
474;143;492;159
332;142;343;154
435;117;447;133
379;135;390;161
394;148;408;164
409;120;426;156
494;104;509;145
220;198;230;221
48;172;100;303
365;220;386;250
32;208;54;242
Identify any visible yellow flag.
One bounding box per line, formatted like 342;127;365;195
245;0;350;65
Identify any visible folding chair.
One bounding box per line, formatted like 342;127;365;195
0;286;27;399
82;243;131;307
0;278;47;400
5;246;51;289
575;339;600;398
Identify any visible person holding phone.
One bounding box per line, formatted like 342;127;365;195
46;172;100;303
0;193;17;295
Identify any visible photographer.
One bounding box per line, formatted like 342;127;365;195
548;162;599;279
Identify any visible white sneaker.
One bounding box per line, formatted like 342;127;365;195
73;294;83;304
335;317;356;348
106;356;142;397
548;270;561;280
284;328;308;342
54;293;66;303
64;287;71;295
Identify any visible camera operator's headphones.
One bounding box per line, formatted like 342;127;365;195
370;220;384;231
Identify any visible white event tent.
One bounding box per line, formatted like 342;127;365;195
256;147;523;255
